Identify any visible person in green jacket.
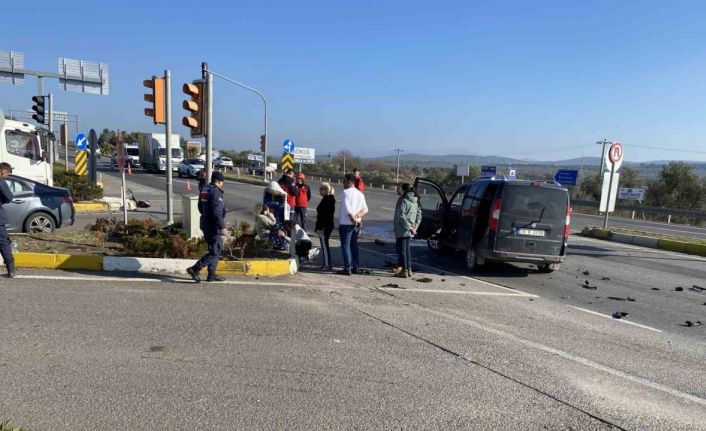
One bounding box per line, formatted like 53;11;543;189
393;183;422;278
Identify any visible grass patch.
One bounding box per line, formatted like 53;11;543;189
0;421;30;431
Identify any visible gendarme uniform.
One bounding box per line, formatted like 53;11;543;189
0;177;15;277
188;172;226;282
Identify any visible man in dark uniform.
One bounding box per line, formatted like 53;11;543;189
187;171;227;283
0;163;16;278
197;168;207;191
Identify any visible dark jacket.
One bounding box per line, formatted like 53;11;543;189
198;184;226;234
0;179;14;226
315;194;336;233
278;175;298;207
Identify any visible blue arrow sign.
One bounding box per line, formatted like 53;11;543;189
480;165;496;178
282;139;295;154
554;169;579;186
75;133;88;151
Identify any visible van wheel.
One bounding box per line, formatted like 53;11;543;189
538;263;560;273
465;243;485;271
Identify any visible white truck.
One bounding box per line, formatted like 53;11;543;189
137;133;183;173
0;109;53;185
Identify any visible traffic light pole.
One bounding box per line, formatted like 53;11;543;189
47;93;54;176
164;69;174;225
202;67;268;182
206;68;214;183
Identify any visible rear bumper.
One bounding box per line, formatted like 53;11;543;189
482;249;565;264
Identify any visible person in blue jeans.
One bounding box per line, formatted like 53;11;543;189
337;173;368;275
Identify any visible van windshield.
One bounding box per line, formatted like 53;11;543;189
126;148;139;156
500;185;567;226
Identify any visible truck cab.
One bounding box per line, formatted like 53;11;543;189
0;110;52;185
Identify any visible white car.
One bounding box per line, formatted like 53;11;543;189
178;158;206;178
214;157;234;169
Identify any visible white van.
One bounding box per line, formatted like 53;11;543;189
0;109;52;185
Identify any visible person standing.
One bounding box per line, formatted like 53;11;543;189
393;183;422;278
187;171;228;283
0;163;16;278
278;168;298;221
294;172;311;230
314;182;335;271
197;168;207;191
352;168;365;192
337;173;368;276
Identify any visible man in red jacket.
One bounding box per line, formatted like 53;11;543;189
294;172;311;230
353;168;365;192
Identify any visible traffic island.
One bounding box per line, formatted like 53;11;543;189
581;226;706;257
74;200;111;212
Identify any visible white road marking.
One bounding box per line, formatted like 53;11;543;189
567;305;663;333
381;207;396;211
571;236;706;261
415;305;706;407
354;243;536;297
575;212;706;235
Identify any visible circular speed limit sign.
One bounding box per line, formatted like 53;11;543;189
605;142;624;172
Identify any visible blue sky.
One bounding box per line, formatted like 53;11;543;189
2;0;706;162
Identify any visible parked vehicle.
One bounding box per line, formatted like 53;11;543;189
137;133;184;173
0;109;52;185
178;158;206;178
247;161;265;175
214;156;233;169
4;174;74;233
414;176;571;272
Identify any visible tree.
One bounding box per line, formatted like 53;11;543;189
646;162;706;210
618;167;645;188
579;174;602;201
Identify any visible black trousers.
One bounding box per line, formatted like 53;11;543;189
194;233;223;275
294;207;307;230
0;225;13;266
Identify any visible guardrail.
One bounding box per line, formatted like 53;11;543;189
571;199;706;220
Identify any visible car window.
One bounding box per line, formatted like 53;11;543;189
501;185;567;222
416;182;445;212
5;131;41;160
448;186;468;211
5;179;31;193
462;184;483;214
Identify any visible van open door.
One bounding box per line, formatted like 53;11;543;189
413;178;448;239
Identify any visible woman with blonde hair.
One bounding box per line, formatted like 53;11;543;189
314;182;336;270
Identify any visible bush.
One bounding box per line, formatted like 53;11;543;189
53;164;103;201
88;217;206;258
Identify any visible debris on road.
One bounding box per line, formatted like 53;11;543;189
381;283;404;289
689;285;705;293
651;288;660;291
415;277;433;283
612;311;629;319
675;287;684;292
581;280;598;290
685;320;703;327
601;277;611;281
441;279;446;282
582;270;590;275
607;296;636;302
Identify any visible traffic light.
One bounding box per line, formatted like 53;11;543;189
143;76;165;124
182;80;206;138
31;95;47;125
260;134;266;152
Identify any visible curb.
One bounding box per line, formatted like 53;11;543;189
74;201;110;213
12;253;296;276
581;227;706;257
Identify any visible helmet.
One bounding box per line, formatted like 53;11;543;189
295;172;306;180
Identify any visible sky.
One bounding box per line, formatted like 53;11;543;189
2;0;706;162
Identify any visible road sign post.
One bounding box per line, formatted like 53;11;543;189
117;131;128;227
206;65;214;183
456;165;469;185
603;142;623;229
74;151;88;176
88;129;97;184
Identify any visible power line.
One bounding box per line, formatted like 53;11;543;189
628;144;706;155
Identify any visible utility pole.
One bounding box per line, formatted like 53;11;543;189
47;93;54;169
596;139;609;174
164;69;174;225
394;148;404;183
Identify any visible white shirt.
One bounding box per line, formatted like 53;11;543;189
339;186;368;225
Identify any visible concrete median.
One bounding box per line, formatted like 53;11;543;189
11;252;296;276
581;226;706;257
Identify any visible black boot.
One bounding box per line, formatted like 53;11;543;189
186;266;201;283
7;262;16;278
205;274;225;282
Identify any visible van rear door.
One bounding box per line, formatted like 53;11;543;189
413;178;448;239
494;184;568;257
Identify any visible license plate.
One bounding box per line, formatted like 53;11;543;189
517;228;546;237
